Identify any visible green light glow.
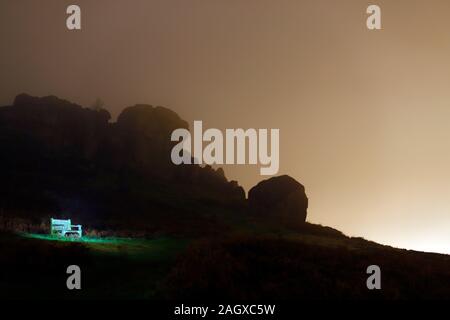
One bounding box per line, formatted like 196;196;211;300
18;233;188;259
20;233;128;244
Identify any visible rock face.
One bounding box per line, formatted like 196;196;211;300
248;175;308;222
0;93;245;223
105;104;189;175
0;93;111;158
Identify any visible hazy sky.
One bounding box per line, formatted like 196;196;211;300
1;0;450;254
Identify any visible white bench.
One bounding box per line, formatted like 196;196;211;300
50;218;82;238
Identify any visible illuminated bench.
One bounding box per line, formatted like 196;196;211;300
50;218;82;238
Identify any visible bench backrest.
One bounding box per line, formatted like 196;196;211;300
51;218;71;233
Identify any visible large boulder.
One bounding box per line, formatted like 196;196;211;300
108;104;189;173
117;104;189;136
248;175;308;222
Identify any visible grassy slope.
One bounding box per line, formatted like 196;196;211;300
1;220;449;300
0;232;188;299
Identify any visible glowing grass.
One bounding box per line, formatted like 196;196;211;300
18;232;189;259
20;233;126;244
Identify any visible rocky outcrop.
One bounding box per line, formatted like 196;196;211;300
248;175;308;222
0;93;111;159
0;94;245;221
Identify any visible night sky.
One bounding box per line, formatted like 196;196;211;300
1;0;450;254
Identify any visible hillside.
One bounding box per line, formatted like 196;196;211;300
0;93;449;300
1;220;449;300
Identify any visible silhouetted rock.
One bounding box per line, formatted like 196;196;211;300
248;175;308;222
0;94;246;227
1;93;111;159
117;104;189;134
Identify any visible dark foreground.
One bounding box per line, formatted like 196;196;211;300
1;222;449;300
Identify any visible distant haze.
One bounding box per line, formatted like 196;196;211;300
1;0;450;254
